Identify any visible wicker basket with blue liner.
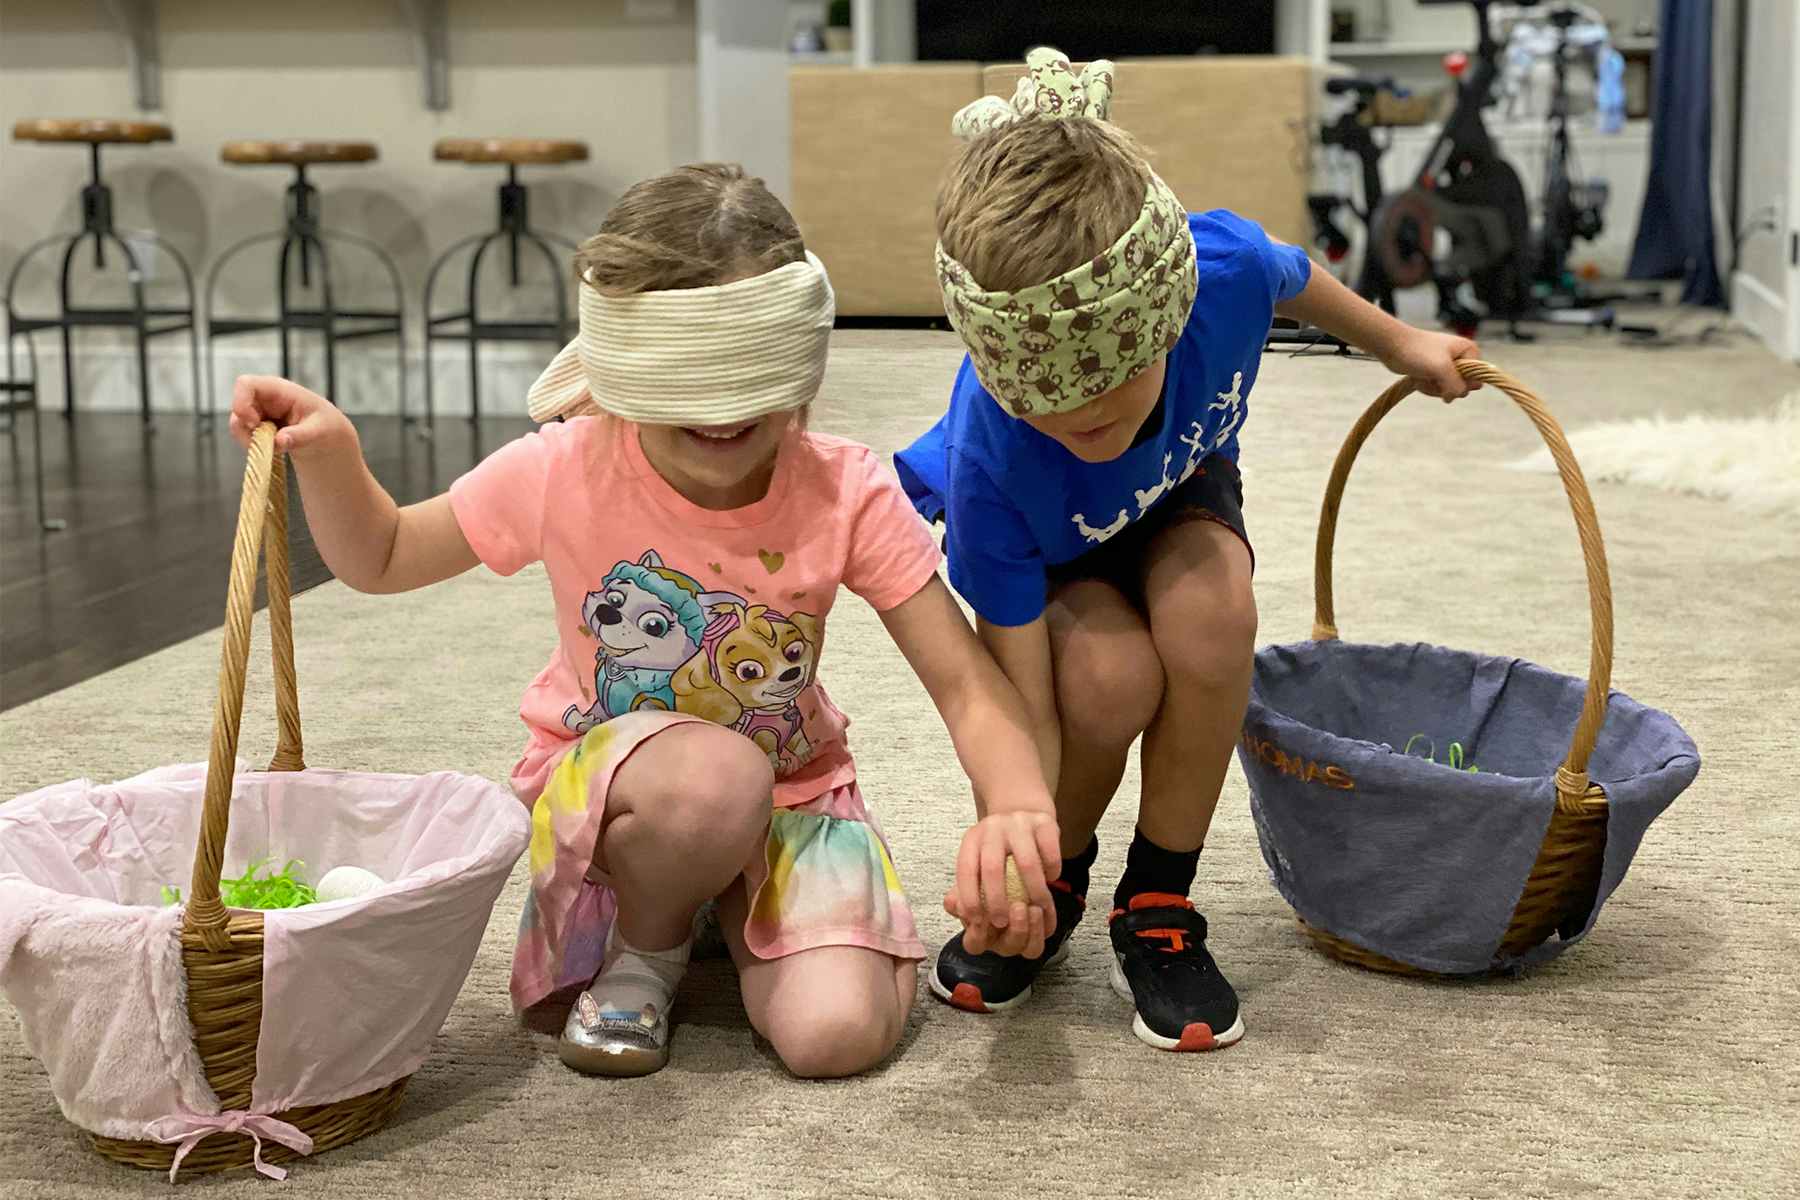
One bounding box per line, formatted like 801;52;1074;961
1238;361;1699;977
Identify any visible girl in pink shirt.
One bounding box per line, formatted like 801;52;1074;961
226;164;1061;1081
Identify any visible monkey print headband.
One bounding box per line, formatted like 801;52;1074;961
936;48;1198;417
525;251;836;425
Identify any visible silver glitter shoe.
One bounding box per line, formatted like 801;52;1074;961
559;990;671;1077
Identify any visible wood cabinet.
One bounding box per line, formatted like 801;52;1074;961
791;57;1317;316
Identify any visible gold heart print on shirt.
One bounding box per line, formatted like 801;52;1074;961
757;549;785;574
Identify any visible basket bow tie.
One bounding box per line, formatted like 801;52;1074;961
145;1110;315;1182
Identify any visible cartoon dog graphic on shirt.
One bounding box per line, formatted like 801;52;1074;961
672;602;820;771
564;550;715;735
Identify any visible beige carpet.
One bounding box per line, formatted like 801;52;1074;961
3;329;1796;1198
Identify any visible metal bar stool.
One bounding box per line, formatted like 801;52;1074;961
424;138;588;424
4;119;201;433
1;338;65;532
205;140;406;420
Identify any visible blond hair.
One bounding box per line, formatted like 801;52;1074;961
936;118;1153;292
576;163;805;296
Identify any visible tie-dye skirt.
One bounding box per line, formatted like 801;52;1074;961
510;710;924;1016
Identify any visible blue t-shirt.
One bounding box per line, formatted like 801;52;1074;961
894;210;1311;627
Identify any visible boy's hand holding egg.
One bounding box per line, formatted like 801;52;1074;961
981;858;1031;910
945;810;1062;959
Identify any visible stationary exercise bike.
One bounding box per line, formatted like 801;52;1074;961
1293;75;1435;351
1308;76;1403;314
1526;3;1617;314
1364;0;1536;336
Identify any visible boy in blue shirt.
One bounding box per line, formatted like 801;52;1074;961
896;50;1477;1051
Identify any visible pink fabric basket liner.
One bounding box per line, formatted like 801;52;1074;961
0;761;528;1139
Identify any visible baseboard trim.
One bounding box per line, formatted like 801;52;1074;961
1731;271;1794;360
0;339;560;419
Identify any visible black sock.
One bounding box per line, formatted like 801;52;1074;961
1114;828;1200;911
1058;835;1099;898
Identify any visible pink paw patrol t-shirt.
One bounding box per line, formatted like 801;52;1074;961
448;417;942;807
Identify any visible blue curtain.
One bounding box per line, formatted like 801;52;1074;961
1627;0;1724;306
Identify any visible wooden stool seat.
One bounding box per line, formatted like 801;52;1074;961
5;119;198;430
13;119;173;145
221;140;378;167
433;138;589;166
423;138;586;423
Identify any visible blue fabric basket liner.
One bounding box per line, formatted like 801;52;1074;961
1238;639;1699;975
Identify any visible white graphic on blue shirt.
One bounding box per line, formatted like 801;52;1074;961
1074;366;1244;544
893;210;1315;626
1072;508;1131;544
1209;371;1245;449
1177;421;1207;484
1133;453;1176;514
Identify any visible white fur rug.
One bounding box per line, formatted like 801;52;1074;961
1509;395;1800;517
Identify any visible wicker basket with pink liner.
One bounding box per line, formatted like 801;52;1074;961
0;424;528;1179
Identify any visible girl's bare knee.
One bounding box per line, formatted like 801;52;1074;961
893;959;919;1024
679;733;774;834
760;958;908;1080
770;1000;902;1080
611;725;772;857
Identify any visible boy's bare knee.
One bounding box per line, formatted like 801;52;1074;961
1056;631;1164;748
1155;590;1257;691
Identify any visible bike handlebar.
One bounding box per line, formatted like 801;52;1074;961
1326;76;1402;97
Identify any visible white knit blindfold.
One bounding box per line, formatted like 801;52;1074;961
525;251;836;424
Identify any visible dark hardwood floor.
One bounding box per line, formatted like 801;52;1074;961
1;411;533;710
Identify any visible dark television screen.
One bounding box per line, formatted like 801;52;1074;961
916;1;1278;61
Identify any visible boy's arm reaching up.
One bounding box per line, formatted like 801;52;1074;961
229;376;479;594
879;576;1062;959
1273;262;1479;400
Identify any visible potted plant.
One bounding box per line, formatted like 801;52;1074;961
824;0;852;53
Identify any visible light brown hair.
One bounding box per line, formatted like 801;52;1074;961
576;162;805;296
936;118;1152;291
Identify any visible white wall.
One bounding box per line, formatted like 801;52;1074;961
1277;0;1329;58
1730;0;1798;359
697;0;791;198
1792;106;1800;359
1332;0;1657;46
860;0;917;65
0;0;705;416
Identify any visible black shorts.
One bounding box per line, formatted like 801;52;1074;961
1046;453;1252;608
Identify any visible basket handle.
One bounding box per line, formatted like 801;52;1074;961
1311;359;1613;815
184;423;307;951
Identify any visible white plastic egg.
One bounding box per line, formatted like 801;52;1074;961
315;865;385;903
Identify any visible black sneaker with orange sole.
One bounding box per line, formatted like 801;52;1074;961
928;880;1086;1013
1108;893;1245;1051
